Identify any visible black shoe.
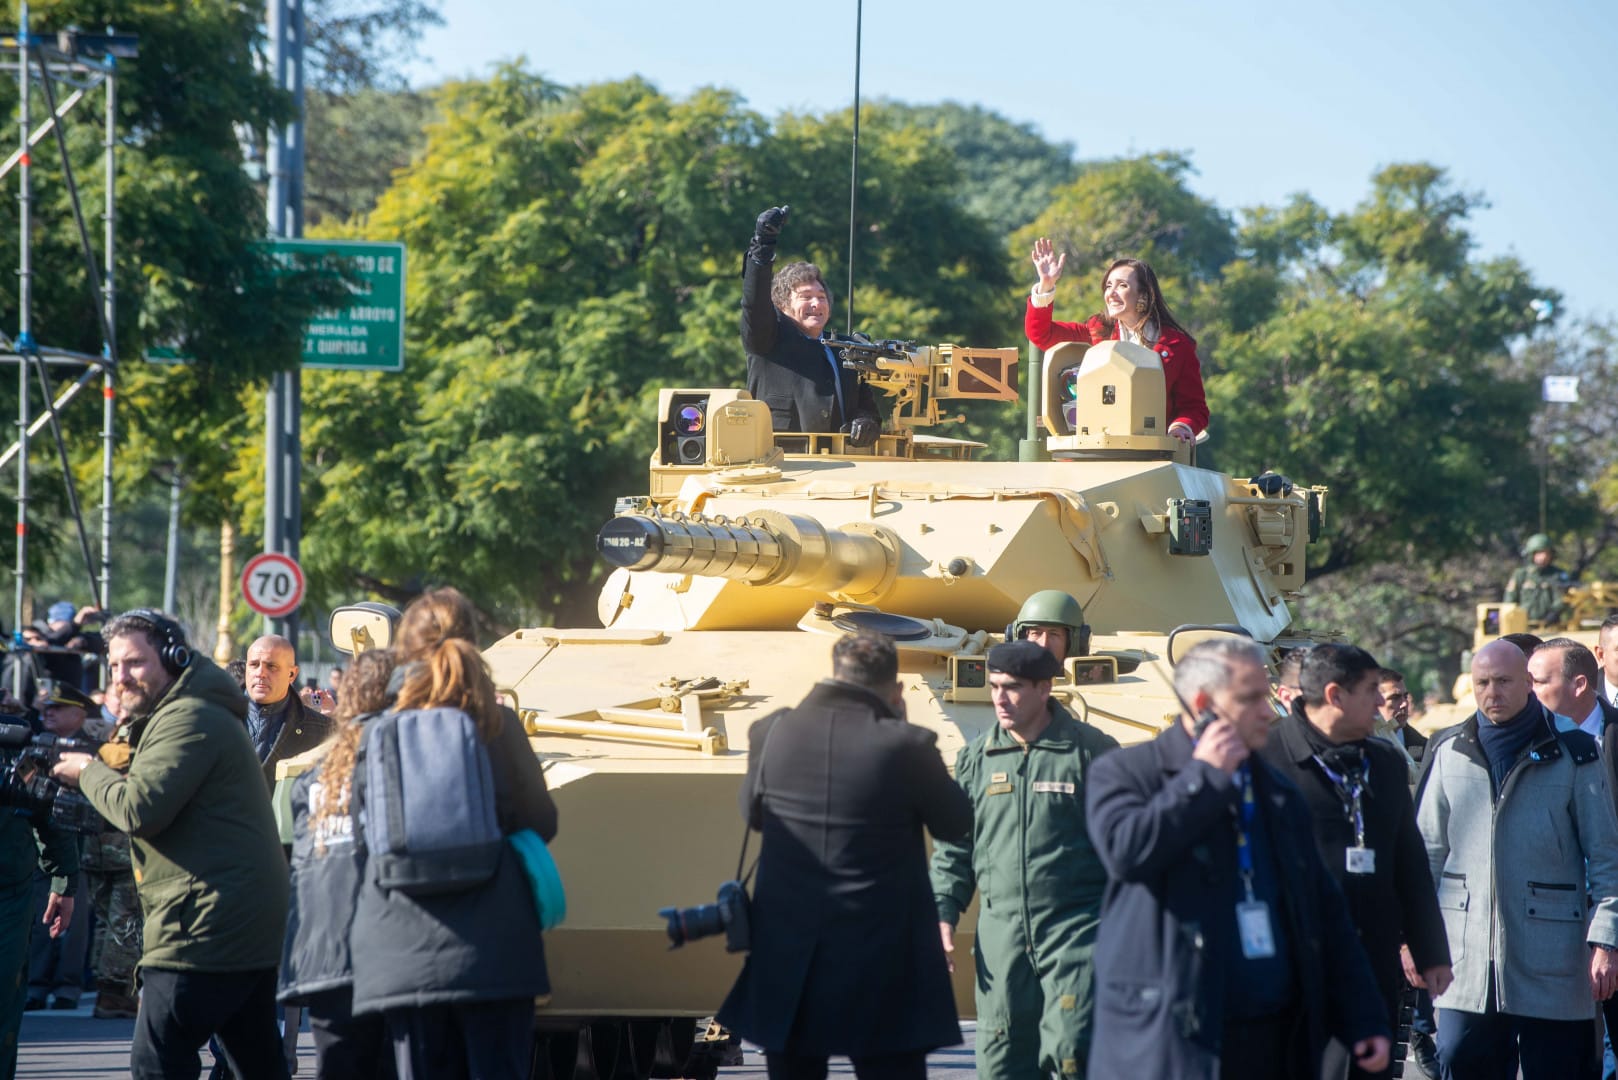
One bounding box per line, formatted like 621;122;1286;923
1407;1031;1440;1078
49;996;79;1010
23;995;46;1011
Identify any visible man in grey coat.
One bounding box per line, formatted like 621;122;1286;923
1417;638;1618;1080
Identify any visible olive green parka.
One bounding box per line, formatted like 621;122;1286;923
78;657;289;972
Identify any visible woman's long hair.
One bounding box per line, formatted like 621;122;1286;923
1096;257;1193;342
392;587;501;743
308;648;397;852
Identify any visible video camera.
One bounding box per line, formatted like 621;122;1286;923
0;721;106;833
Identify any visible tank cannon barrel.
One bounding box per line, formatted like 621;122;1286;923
597;510;899;600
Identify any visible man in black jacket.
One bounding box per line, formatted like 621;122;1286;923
718;633;972;1080
1085;636;1391;1080
1258;644;1452;1079
741;206;882;440
243;635;333;789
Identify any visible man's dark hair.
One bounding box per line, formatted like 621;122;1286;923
225;658;247;690
1536;636;1600;688
103;610;170;656
770;261;832;314
1378;667;1405;686
1601;613;1618;635
1277;646;1311;690
1299;643;1381;708
832;632;897;689
1501;632;1544;656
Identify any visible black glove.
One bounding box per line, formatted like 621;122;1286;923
847;417;880;448
754;205;790;245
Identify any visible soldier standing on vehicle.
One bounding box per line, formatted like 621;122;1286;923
931;639;1119;1079
1006;590;1087;663
1503;533;1572;627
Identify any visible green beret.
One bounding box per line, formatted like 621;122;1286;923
987;640;1063;681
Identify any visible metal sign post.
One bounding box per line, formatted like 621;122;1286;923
264;0;305;640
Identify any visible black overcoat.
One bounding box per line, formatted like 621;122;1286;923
1599;696;1618;817
716;679;972;1056
741;249;880;434
1084;722;1389;1080
1258;712;1450;1076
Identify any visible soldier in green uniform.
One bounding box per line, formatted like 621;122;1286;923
931;638;1119;1079
1;747;78;1078
1007;590;1087;663
1504;533;1572;627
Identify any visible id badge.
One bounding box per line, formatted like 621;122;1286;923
1345;846;1375;875
1237;900;1276;959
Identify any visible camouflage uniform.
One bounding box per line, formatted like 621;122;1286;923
81;827;141;997
1504;561;1572;626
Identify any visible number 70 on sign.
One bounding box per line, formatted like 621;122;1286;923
242;552;306;618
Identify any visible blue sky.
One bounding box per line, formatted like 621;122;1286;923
407;1;1617;324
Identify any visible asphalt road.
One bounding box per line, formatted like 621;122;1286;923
17;1006;980;1078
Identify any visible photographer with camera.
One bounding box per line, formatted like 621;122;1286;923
0;688;77;1078
50;610;290;1080
715;633;971;1080
741;205;883;443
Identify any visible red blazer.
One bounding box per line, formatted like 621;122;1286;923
1025;302;1210;434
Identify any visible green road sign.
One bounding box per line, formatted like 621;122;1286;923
268;239;406;371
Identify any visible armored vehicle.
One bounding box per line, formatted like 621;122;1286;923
328;336;1330;1078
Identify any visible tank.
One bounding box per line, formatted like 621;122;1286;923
318;337;1333;1078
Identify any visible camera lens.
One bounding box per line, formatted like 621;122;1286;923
674;405;705;436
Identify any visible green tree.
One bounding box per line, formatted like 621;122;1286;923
879;101;1076;236
1206;164;1556;573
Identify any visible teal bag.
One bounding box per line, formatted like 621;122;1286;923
510;829;567;930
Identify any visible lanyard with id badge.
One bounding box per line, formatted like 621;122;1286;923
1313;752;1374;875
1234;767;1277;960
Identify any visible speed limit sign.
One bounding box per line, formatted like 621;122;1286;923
242;552;306;618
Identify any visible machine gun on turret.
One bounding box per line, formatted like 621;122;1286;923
824;333;1018;431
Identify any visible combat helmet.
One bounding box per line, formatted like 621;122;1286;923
1523;533;1554;557
1008;590;1090;658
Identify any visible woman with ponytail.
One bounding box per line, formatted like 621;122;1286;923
348;588;558;1080
280;648;399;1078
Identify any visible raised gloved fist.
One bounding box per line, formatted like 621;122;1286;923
847;417;880;448
754;205;790;243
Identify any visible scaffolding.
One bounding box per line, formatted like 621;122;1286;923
0;6;134;644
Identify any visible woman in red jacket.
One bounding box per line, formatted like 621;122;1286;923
1024;237;1209;440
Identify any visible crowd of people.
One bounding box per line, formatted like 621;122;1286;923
0;587;554;1080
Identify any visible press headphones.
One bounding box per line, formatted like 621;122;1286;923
119;608;193;676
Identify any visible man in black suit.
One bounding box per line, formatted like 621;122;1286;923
1259;645;1452;1079
1376;669;1428;760
717;633;972;1080
1085;637;1391;1080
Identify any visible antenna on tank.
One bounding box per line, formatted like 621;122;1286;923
845;0;863;335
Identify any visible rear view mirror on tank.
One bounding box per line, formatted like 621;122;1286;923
328;602;402;656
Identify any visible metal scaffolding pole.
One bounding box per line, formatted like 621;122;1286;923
0;16;129;653
102;56;116;611
15;3;33;692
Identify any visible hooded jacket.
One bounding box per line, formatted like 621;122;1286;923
78;657;288;972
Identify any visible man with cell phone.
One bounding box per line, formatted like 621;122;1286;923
1085;637;1391;1080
